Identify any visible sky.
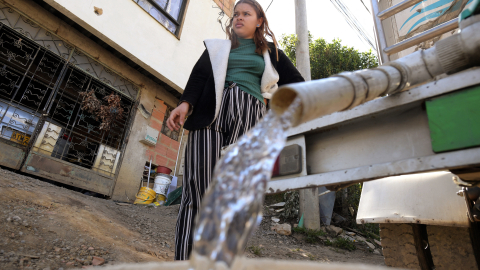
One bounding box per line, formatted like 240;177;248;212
254;0;376;53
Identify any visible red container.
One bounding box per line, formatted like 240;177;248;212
156;165;172;175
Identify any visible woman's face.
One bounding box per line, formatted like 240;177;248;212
232;3;263;39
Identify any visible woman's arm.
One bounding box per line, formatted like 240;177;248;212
179;49;211;109
167;49;211;131
276;49;305;86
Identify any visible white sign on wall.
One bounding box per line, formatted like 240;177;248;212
140;126;160;146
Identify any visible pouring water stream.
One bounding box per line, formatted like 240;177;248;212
189;97;302;270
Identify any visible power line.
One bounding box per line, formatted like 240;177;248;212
359;0;371;14
265;0;274;12
212;0;226;33
329;0;376;51
332;0;375;49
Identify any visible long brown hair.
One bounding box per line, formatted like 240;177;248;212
226;0;279;60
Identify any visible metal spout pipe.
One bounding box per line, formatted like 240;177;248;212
270;66;402;127
271;15;480;127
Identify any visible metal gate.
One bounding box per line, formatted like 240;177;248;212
0;4;139;195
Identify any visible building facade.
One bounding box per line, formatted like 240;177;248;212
0;0;236;201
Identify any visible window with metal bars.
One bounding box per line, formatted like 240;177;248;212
161;105;180;141
133;0;187;36
0;7;138;176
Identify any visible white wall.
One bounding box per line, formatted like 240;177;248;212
44;0;228;93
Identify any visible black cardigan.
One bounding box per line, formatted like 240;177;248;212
180;42;304;130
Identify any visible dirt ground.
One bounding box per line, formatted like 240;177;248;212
0;167;385;269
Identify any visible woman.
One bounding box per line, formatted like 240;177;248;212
167;0;304;260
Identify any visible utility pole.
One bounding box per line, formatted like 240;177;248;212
295;0;311;81
295;0;319;230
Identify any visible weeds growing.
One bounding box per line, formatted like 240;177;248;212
293;227;326;244
325;237;356;251
247;245;262;256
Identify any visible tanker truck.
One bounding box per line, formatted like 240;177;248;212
266;0;480;269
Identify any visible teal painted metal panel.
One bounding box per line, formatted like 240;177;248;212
426;85;480;152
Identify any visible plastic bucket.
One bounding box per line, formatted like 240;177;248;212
156;165;172;175
134;186;156;204
153;173;172;202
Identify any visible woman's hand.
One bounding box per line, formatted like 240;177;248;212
167;102;190;131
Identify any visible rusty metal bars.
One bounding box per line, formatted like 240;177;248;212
0;18;137;178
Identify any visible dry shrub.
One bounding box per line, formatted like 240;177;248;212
79;90;101;114
80;90;124;131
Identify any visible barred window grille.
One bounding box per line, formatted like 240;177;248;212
133;0;187;36
161;105;180;141
0;8;138;176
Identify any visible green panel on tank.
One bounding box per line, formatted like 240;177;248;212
426;85;480;153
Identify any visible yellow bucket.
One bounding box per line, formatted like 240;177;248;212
134;187;156;204
156;194;166;202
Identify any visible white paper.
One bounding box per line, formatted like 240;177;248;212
167;176;178;196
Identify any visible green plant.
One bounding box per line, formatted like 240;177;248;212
332;183;380;238
324;237;357;251
346;183;362;213
280;191;299;220
265;192;284;204
247;245;262;256
279;34;378;81
293;227;326;244
351;222;380;240
366;230;381;241
331;237;356;251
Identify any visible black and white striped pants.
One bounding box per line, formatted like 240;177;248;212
174;84;267;260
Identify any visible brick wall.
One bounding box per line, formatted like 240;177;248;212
145;99;186;171
213;0;236;18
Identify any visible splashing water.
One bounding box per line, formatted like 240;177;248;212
189;98;301;270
